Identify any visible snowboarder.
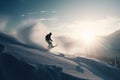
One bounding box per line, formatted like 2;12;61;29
45;32;54;48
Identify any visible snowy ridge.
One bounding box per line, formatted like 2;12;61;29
0;32;120;80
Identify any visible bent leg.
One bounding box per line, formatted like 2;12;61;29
47;41;53;48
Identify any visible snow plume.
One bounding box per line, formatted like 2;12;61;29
10;18;83;56
15;19;50;48
0;16;9;31
12;18;80;56
54;36;84;57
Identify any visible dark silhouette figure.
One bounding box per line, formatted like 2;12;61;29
45;32;53;48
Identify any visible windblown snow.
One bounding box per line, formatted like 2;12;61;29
0;32;120;80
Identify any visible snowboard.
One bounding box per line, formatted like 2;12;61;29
48;44;57;50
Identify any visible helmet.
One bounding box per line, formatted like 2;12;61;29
49;32;52;35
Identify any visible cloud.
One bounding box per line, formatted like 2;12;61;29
54;16;120;37
40;10;56;14
20;10;57;18
0;16;9;31
51;11;56;13
40;11;47;13
21;14;25;17
39;17;58;21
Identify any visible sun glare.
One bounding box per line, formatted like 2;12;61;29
81;30;96;45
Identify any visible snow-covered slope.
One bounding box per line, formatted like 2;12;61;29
0;32;120;80
72;57;120;80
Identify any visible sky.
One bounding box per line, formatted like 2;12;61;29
0;0;120;34
1;0;120;55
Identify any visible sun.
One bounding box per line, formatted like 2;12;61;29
81;30;96;45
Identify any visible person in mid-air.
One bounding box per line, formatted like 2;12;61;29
45;32;53;48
